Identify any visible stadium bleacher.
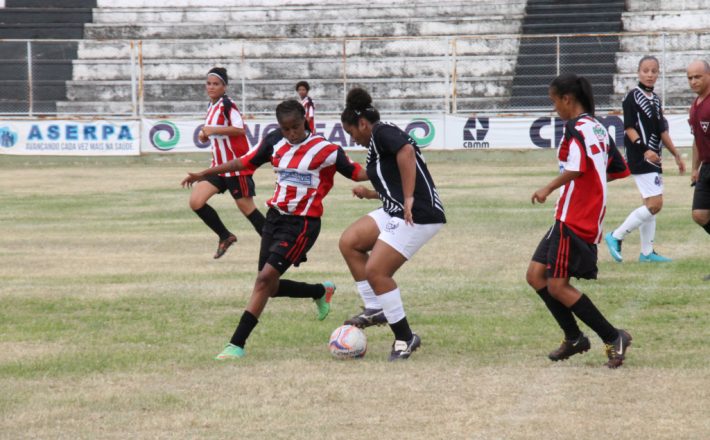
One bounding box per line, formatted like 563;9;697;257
0;0;708;116
614;0;710;108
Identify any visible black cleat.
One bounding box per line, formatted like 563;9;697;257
388;334;421;361
343;308;387;328
548;334;591;361
214;234;237;259
604;329;632;369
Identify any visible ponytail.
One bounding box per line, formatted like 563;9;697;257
341;87;380;125
550;73;595;116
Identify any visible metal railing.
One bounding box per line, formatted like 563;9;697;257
0;31;700;118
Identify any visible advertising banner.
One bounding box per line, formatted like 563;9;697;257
0;120;140;156
141;116;445;153
445;113;694;150
143;114;694;153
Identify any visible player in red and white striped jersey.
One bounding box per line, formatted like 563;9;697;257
296;80;315;133
182;99;368;359
527;73;633;369
188;67;265;259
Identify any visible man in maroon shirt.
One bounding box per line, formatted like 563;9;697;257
687;60;710;280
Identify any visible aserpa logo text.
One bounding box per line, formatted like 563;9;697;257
150;121;181;151
0;126;19;148
463;117;490;149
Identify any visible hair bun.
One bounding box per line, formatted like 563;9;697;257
346;88;373;110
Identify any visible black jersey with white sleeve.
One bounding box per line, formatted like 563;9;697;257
366;122;446;224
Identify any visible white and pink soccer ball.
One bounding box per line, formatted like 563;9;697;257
328;325;367;359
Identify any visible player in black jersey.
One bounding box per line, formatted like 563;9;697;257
339;88;446;361
605;56;686;263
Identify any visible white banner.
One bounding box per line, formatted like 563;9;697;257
141;116;445;153
0;120;140;156
142;114;694;153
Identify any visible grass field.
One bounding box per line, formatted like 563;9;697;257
1;150;709;439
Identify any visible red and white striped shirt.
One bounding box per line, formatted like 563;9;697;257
301;96;315;133
240;132;362;217
555;115;611;244
204;96;252;177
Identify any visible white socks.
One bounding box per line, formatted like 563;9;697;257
638;214;656;256
613;206;654;240
356;280;380;310
377;288;406;324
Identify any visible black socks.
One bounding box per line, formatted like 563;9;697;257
194;204;231;240
389;317;413;342
536;287;582;340
272;280;325;299
247;209;266;236
570;294;618;343
230;310;259;348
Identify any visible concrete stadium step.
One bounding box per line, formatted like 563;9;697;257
0;8;93;23
0;24;87;39
95;0;524;8
0;100;57;114
620;32;710;52
623;10;710;32
627;0;709;11
69;56;516;81
92;3;525;24
64;77;512;102
614;73;699;95
616;51;709;73
6;0;95;7
84;17;522;39
55;97;457;115
0;81;67;101
75;38;519;61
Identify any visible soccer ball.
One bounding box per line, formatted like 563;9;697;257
328;325;367;359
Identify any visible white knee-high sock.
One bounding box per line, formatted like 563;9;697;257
355;280;380;310
638;214;656;256
613;206;654;240
377;288;406;324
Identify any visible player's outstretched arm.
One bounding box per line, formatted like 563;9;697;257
181;158;245;188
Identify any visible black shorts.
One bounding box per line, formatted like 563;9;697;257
258;208;321;274
531;220;598;280
205;174;256;200
692;163;710;210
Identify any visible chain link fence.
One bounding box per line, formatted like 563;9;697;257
0;32;699;117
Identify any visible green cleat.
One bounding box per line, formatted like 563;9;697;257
214;343;245;360
315;281;336;321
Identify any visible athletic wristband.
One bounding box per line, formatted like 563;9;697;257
633;137;649;153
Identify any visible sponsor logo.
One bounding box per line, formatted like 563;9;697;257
702;121;709;133
193;124;210;149
529;116;623;149
279;170;313;186
405;118;435;148
0;126;18;148
279;241;289;248
462;117;490;149
149;120;180;151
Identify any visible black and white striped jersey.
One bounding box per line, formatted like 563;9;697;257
366;121;446;224
622;86;667;174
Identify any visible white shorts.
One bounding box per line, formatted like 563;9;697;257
633;172;664;198
367;208;443;260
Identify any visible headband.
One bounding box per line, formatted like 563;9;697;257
207;72;227;85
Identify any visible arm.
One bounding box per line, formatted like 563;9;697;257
531;170;582;204
181;157;246;188
396;144;417;225
202;125;245;138
352;185;379;199
626;127;660;164
353;166;369;182
660;130;686;174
